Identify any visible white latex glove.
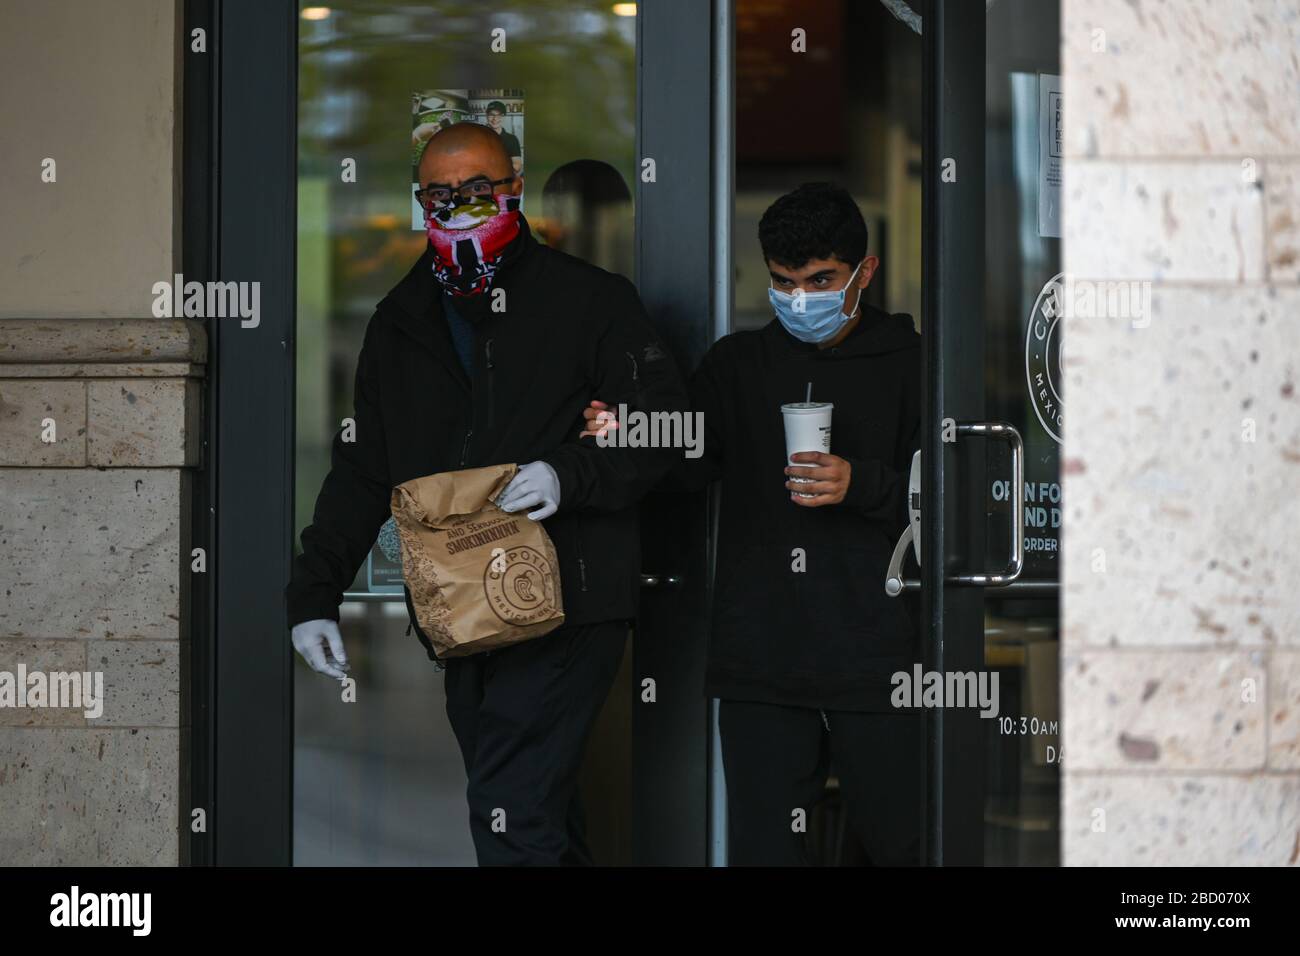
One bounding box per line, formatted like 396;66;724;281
291;618;350;680
495;461;561;521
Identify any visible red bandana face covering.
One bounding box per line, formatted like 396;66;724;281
424;192;523;297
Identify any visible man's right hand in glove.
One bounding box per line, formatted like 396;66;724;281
291;618;350;680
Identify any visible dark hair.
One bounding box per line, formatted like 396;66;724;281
758;182;868;269
485;100;507;114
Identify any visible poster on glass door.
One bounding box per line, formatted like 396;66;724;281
367;517;405;594
409;88;526;229
1037;74;1062;238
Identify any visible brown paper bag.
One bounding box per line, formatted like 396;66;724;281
391;463;565;659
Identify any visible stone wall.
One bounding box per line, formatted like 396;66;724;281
0;319;203;864
1061;0;1300;864
0;0;191;865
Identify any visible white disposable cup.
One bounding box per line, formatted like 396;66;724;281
781;402;833;498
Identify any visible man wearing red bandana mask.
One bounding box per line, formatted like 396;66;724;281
423;183;523;298
286;122;689;866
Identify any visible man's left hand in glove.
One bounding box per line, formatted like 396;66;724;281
495;461;562;520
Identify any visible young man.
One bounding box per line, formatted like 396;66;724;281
585;182;922;865
287;123;687;865
483;100;523;175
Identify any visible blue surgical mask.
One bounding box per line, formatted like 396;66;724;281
768;260;864;344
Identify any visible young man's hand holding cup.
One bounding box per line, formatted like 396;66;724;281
781;400;844;506
784;452;852;507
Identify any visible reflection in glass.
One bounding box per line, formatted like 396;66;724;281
536;159;633;276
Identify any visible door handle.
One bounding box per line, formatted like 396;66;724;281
949;422;1024;586
885;421;1026;595
884;525;917;596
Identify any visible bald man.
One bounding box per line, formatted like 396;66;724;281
286;123;688;865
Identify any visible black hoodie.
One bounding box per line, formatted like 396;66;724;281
679;306;922;711
285;220;689;660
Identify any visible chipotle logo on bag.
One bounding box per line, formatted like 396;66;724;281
391;463;564;659
483;544;558;626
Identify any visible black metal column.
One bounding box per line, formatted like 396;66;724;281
211;0;297;866
182;0;218;868
631;0;718;865
921;0;987;866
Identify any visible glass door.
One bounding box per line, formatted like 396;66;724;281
913;0;1062;865
294;0;638;865
980;0;1062;865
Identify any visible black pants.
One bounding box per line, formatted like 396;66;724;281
443;619;626;866
719;699;924;866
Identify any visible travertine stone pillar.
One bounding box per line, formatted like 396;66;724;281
1062;0;1300;865
0;318;204;865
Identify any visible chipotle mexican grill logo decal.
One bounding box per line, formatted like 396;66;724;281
484;545;557;625
1026;272;1065;444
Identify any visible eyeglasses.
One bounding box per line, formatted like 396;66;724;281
415;176;514;210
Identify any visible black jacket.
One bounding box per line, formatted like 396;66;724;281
678;307;921;711
285;221;689;660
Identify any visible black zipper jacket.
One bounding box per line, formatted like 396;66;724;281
285;220;689;660
678;307;922;711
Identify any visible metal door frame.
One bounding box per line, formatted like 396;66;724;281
187;0;298;866
193;0;1012;870
921;0;988;865
631;0;725;866
192;0;723;867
